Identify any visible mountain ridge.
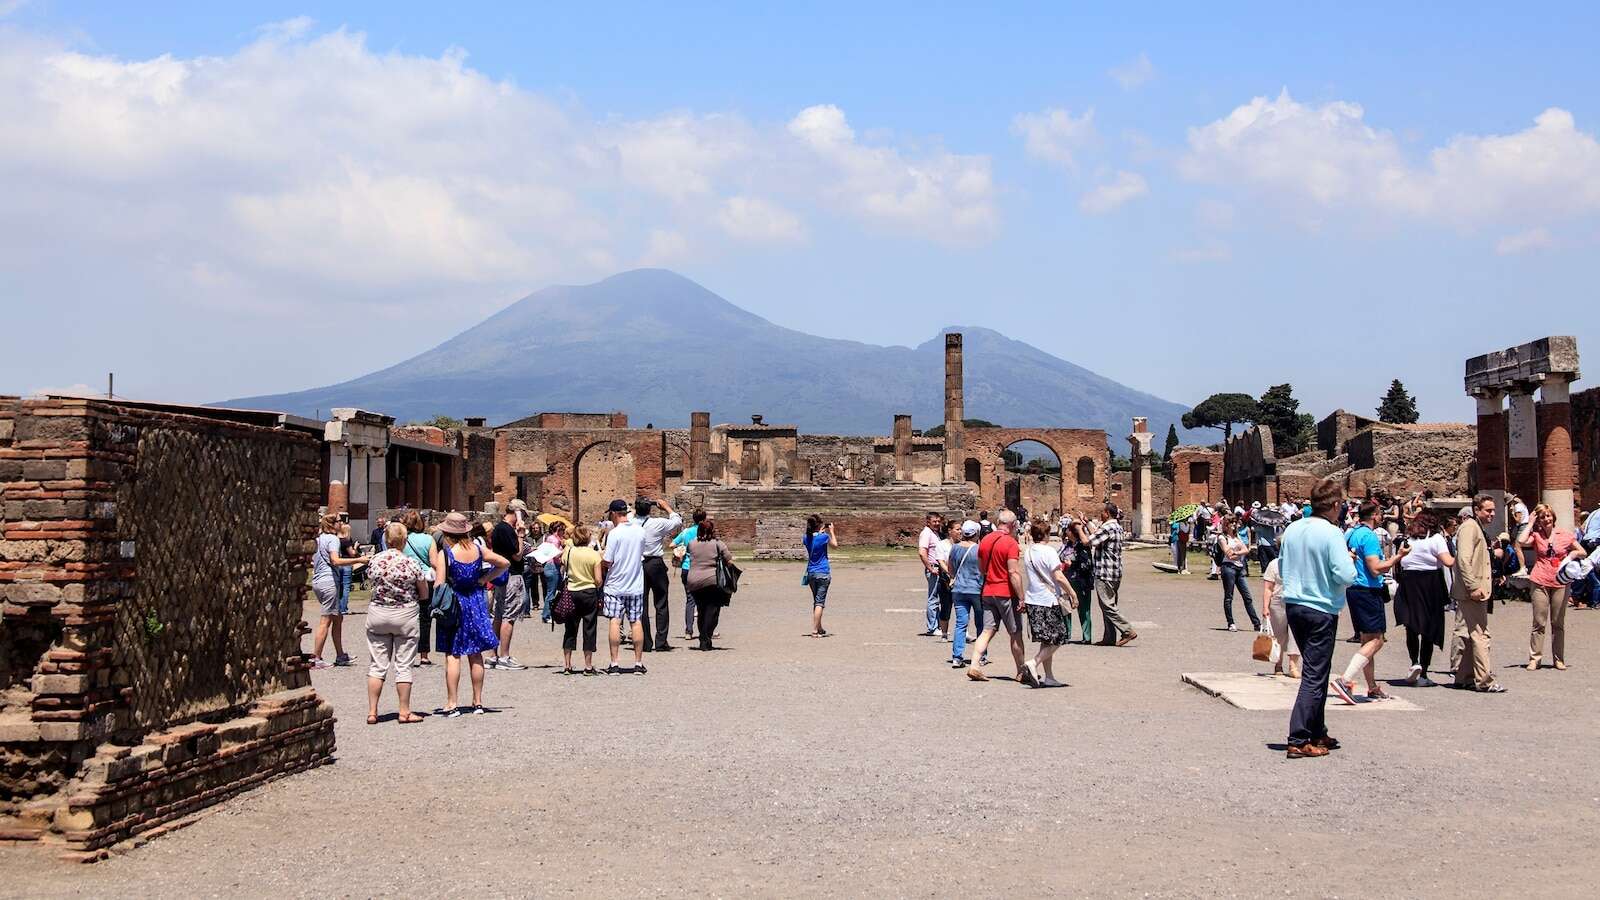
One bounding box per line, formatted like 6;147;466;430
222;269;1195;443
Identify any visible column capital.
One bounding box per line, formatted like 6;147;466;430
1468;386;1504;401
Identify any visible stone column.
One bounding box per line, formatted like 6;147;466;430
893;415;913;483
1538;374;1577;531
1127;418;1152;539
1506;383;1540;516
943;332;964;481
1472;389;1507;539
423;461;440;511
689;412;711;481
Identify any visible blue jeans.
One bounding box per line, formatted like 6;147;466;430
1221;565;1260;629
924;569;941;632
542;561;561;622
951;591;980;661
335;567;351;615
809;574;831;607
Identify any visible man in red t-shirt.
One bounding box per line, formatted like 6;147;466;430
968;509;1026;682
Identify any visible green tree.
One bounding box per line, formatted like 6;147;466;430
922;418;998;438
1255;383;1309;455
1162;424;1180;461
407;414;465;429
1377;380;1419;424
1181;392;1259;440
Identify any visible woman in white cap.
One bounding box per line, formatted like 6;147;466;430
942;519;983;667
311;513;370;669
432;511;510;716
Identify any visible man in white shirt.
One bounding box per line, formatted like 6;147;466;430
918;513;945;637
601;499;649;674
630;496;684;652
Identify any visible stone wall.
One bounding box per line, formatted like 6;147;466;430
1169;447;1223;506
1316;409;1377;458
0;398;334;860
1571;387;1600;508
960;427;1108;519
676;483;977;547
1344;424;1476;496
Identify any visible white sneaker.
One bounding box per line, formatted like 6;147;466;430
485;658;500;670
1041;675;1065;687
498;657;528;671
1227;623;1238;632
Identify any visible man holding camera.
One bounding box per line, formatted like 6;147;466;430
631;496;683;652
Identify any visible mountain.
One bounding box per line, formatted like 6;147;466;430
224;269;1195;444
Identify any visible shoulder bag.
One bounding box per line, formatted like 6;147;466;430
714;543;742;596
552;546;577;624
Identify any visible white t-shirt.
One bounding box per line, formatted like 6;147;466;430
1262;557;1281;585
1023;543;1063;606
601;520;646;597
918;527;940;570
312;532;339;584
935;538;953;564
1400;533;1451;571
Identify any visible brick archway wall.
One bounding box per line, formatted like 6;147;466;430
962;427;1109;519
495;428;665;516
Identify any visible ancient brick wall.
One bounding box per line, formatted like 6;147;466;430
1345;425;1475;496
960;427;1108;519
675;483;978;547
1570;387;1600;508
0;397;333;860
1169;447;1223;506
495;427;665;519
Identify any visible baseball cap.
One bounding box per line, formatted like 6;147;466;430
961;520;981;537
607;499;629;514
1251;501;1261;509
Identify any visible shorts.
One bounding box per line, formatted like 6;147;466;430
1346;585;1388;634
312;577;339;616
980;595;1021;635
1026;602;1070;646
492;576;529;621
808;574;831;607
603;592;645;622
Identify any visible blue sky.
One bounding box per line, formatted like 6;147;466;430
3;1;1598;426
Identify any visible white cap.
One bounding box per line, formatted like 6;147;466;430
961;520;981;537
1251;501;1261;509
1234;506;1244;515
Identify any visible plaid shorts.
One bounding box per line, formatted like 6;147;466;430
603;592;645;622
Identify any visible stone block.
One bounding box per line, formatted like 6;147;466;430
0;582;62;605
37;721;85;742
31;673;90;695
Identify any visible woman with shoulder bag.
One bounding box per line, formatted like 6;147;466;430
943;520;983;668
401;511;437;667
802;515;836;637
1395;513;1456;685
1518;503;1586;671
686;517;733;651
558;524;604;675
1219;515;1262;632
1021;522;1076;687
431;512;510;716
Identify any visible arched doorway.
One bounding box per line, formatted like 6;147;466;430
573;441;637;525
963;457;981;484
1001;440;1062;520
1075;457;1095;499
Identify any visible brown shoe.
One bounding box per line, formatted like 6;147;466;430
1527;659;1540;671
1286;743;1329;759
1115;631;1138;647
1554;660;1568;671
1312;735;1341;751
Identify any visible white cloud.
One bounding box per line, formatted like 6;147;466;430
1496;227;1554;255
1180;90;1600;234
1079;170;1149;214
0;24;995;327
787;104;996;242
1108;52;1155;90
715;196;806;243
1012;107;1096;172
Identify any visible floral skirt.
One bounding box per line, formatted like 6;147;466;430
1026;603;1071;646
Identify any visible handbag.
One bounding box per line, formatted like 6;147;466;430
714;545;742;595
430;582;459;626
1251;625;1275;663
551;546;576;624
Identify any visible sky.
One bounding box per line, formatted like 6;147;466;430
2;1;1598;425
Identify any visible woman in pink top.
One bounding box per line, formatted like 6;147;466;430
1517;503;1587;670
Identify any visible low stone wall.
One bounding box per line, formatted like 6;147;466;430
676;483;978;548
0;397;334;861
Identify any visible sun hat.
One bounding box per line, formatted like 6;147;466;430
438;511;472;535
961;520;981;537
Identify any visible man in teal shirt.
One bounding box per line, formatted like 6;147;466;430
670;510;704;642
1278;478;1358;759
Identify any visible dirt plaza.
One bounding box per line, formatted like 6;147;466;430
3;545;1596;899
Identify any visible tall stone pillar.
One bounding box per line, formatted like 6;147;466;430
1472;389;1507;538
1506;384;1540;515
1538;374;1577;530
893;414;913;483
689;411;711;481
943;332;964;481
1127;418;1152;539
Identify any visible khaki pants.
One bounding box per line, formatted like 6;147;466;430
1528;584;1567;665
366;602;420;683
1453;598;1493;689
1094;578;1133;642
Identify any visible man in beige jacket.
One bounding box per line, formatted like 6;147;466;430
1452;495;1507;693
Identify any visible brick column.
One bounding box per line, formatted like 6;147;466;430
689;412;711;481
943;332;964;481
1472;389;1507;538
423;461;440;511
893;415;913;483
1505;384;1539;517
1127;418;1152;539
405;461;423;509
1538;375;1577;531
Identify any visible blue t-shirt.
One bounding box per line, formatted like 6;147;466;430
948;541;983;594
804;532;831;575
1346;524;1385;588
671;526;698;571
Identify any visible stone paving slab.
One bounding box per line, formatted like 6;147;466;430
1181;671;1423;711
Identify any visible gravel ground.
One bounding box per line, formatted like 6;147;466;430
5;546;1598;898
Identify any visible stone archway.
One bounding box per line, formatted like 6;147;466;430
573;441;637;525
1001;439;1063;518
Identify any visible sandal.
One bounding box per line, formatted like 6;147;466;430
397;713;423;724
365;714;378;725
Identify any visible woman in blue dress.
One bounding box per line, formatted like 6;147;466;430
431;512;510;717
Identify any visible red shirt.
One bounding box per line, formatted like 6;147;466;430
978;531;1019;598
1528;528;1575;589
